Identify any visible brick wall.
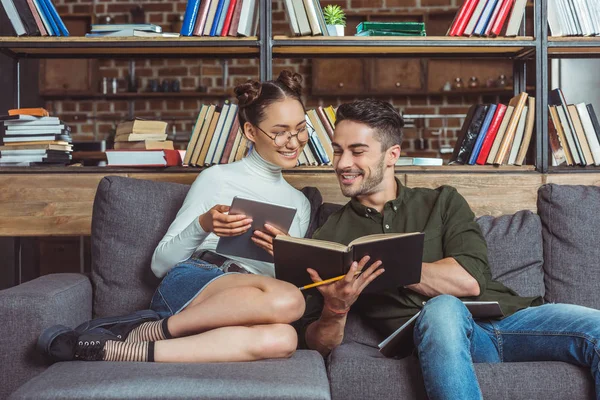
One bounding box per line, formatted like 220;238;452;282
46;0;513;157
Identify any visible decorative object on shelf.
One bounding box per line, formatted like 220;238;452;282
468;76;479;89
111;78;118;94
323;5;346;36
127;75;138;93
148;79;159;93
101;77;108;95
355;22;426;37
161;79;171;93
497;74;508;87
452;77;464;90
486;78;497;88
197;85;208;93
130;5;145;24
171;80;181;93
442;81;452;92
100;16;113;25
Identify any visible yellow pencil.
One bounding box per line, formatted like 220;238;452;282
298;271;361;291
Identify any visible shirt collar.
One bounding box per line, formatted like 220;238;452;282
349;177;404;217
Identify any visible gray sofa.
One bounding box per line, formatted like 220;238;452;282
1;176;599;399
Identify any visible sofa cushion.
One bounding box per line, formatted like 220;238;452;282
476;210;545;298
327;342;594;400
9;351;331;400
91;176;190;318
91;176;324;318
538;184;600;309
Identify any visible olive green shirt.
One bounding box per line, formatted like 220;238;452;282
298;179;542;344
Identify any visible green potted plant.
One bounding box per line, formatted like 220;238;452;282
323;4;346;36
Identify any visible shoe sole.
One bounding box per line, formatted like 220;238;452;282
37;324;73;357
73;309;160;333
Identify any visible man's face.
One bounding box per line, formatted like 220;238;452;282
332;120;388;198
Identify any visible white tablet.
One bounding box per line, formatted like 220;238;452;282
215;196;297;263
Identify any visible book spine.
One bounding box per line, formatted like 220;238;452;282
193;0;212;36
12;0;40;35
504;0;527;36
220;117;240;163
1;0;27;35
220;0;237;37
44;0;67;35
210;0;225;36
181;0;201;36
25;0;46;35
227;0;243;36
302;0;321;35
215;0;230;36
463;0;487;36
483;0;505;36
468;104;497;164
450;0;478;36
473;0;499;36
476;103;506;165
586;104;600;147
490;0;514;36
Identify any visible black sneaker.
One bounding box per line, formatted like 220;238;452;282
38;326;121;362
73;309;160;334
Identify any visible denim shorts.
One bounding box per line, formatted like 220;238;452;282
150;257;237;319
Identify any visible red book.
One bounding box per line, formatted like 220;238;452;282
476;104;507;165
450;0;479;36
221;0;238;37
227;0;244;36
489;0;515;37
193;0;212;36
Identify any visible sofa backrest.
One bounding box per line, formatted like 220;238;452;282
537;184;600;310
91;176;324;318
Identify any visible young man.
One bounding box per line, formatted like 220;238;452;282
298;98;600;400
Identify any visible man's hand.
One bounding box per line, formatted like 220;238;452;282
199;205;253;237
307;256;384;314
251;223;289;256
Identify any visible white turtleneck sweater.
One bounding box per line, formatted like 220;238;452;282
151;150;311;279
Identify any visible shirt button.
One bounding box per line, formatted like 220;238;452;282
385;224;390;229
365;214;369;218
422;301;427;306
367;209;372;213
393;206;397;211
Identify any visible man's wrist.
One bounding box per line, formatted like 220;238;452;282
322;302;350;316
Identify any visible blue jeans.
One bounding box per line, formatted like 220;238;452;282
414;295;600;400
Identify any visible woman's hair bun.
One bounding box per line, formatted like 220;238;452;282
276;70;303;96
234;79;262;108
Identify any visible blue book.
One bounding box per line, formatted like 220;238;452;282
215;0;230;36
209;0;225;36
473;0;499;36
36;0;59;36
42;0;69;36
309;130;330;164
180;0;201;36
468;104;497;164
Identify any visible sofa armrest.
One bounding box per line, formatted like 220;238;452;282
0;273;92;399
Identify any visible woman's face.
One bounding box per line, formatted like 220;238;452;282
245;97;307;169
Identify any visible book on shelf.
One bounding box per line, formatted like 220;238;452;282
575;103;600;166
550;88;585;165
567;104;595;166
113;140;174;150
280;0;328;36
356;21;426;37
450;104;489;165
0;0;67;36
180;0;257;37
475;103;506;165
8;108;49;117
86;30;180;38
378;301;504;358
273;232;425;294
548;0;600;37
468;104;497;164
395;157;443;166
105;149;182;167
116;118;168;136
494;92;528;165
448;0;526;37
514;96;536;166
548;104;572;166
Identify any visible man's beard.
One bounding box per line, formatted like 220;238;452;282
338;154;386;198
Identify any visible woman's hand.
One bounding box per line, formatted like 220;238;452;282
307;256;384;315
199;205;253;237
251;224;289;256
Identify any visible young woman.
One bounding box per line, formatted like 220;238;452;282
42;70;313;364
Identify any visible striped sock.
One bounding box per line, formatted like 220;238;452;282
103;340;155;362
125;318;172;343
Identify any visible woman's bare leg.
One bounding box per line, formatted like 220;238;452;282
154;323;298;363
166;274;305;338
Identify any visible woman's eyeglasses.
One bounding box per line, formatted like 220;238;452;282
254;123;312;147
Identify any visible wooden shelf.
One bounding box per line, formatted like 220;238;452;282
548;37;600;56
314;86;533;98
40;91;230;100
0;36;260;58
272;36;536;59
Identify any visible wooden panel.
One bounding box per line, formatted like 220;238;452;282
427;59;513;93
311;58;365;96
284;173;348;205
545;174;600;186
405;173;543;216
368;59;423;93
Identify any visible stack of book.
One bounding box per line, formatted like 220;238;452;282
450;92;535;166
106;119;181;167
85;24;180;38
183;103;337;168
0;0;69;36
548;88;600;167
282;0;329;36
180;0;258;37
0;108;72;166
355;22;426;37
447;0;527;37
548;0;600;37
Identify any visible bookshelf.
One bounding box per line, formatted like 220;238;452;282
1;0;600;174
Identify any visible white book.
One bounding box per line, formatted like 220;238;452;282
396;157;443;166
283;0;300;35
508;106;528;165
292;0;311;36
576;103;600;166
589;0;600;35
556;0;572;35
556;106;582;165
548;0;564;37
505;0;527;36
211;104;238;164
204;0;221;36
566;0;582;35
584;0;599;35
205;104;230;165
91;24;162;32
302;0;321;35
303;146;317;166
32;0;53;36
6;124;66;132
237;0;257;37
575;0;593;36
4;117;60;126
0;149;48;155
0;0;26;36
2;135;69;143
463;0;487;36
0;155;47;162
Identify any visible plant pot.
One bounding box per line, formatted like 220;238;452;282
326;25;344;36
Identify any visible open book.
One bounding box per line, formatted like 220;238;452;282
273;232;424;293
378;301;504;358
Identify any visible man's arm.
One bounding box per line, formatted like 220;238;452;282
406;257;480;298
304;306;348;356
